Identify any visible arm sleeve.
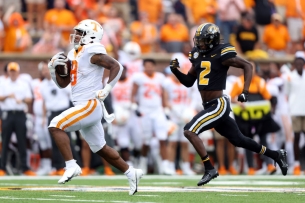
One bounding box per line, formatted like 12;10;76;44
171;68;196;88
49;68;64;89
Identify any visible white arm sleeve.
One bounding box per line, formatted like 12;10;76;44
107;59;123;88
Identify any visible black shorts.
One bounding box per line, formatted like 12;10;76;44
184;96;231;134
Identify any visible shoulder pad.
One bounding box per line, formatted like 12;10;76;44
86;43;107;54
220;43;236;56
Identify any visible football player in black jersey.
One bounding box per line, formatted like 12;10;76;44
170;23;288;186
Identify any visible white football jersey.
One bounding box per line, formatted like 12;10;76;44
125;59;143;77
163;77;190;106
67;43;106;103
111;78;132;107
132;72;165;111
31;78;44;116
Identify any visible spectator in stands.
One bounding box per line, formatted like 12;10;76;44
217;0;246;43
263;13;290;57
137;0;163;26
25;0;47;36
284;56;305;175
66;0;97;22
235;12;259;55
0;14;4;51
44;0;78;46
274;0;286;20
102;6;126;47
285;0;305;54
109;0;132;24
159;13;189;53
0;62;35;176
31;22;64;54
253;0;276;45
3;7;32;53
184;0;218;26
129;11;158;53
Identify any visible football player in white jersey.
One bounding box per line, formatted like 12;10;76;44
111;67;142;167
131;59;171;175
163;67;196;175
31;62;53;175
47;19;143;195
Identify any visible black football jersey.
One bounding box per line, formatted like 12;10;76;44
189;43;237;91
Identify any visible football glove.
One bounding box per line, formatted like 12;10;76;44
95;84;112;102
169;58;180;69
164;107;171;120
238;90;249;103
48;52;68;71
131;103;142;117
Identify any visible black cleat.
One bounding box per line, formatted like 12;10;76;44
274;149;288;176
197;168;219;186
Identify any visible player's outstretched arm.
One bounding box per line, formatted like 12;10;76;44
170;59;196;87
222;56;252;94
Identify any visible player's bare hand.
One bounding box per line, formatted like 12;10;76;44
170;58;180;69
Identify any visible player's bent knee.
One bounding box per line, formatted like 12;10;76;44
183;130;196;140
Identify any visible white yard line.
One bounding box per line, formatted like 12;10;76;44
220;194;249;197
49;195;76;198
19;186;305;193
0;196;155;203
0;175;304;180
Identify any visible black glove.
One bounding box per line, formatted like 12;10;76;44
135;110;142;117
170;58;179;69
238;90;249;103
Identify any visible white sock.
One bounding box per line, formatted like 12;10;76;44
65;159;77;168
124;166;135;179
285;141;295;165
294;161;300;167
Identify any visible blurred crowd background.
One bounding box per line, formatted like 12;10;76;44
0;0;304;177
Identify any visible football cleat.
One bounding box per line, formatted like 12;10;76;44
197;168;219;186
58;165;82;184
128;169;143;195
273;149;288;176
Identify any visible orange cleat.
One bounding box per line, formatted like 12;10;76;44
0;169;6;176
104;166;115;176
81;167;90;176
218;166;228;175
267;164;276;175
293;166;301;175
248;168;255;175
176;169;183;175
23;170;36;176
229;166;239;175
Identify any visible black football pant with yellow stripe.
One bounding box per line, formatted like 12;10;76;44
184;96;263;154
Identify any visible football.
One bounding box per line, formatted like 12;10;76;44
55;55;72;77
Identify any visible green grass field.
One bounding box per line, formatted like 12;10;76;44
0;175;304;203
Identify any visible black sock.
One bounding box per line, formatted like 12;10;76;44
259;145;279;160
201;155;214;170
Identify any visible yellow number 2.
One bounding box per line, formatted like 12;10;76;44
199;61;211;85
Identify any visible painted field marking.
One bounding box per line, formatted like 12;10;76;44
141;182;182;185
136;195;159;197
17;186;305;193
220;194;249;197
0;175;303;180
0;196;156;203
50;195;76;198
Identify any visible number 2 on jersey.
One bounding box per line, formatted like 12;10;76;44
199;61;211;85
71;60;78;86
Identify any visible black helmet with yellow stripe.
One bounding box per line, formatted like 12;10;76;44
193;23;220;53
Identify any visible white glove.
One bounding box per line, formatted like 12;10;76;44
95;84;112;102
48;52;68;72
